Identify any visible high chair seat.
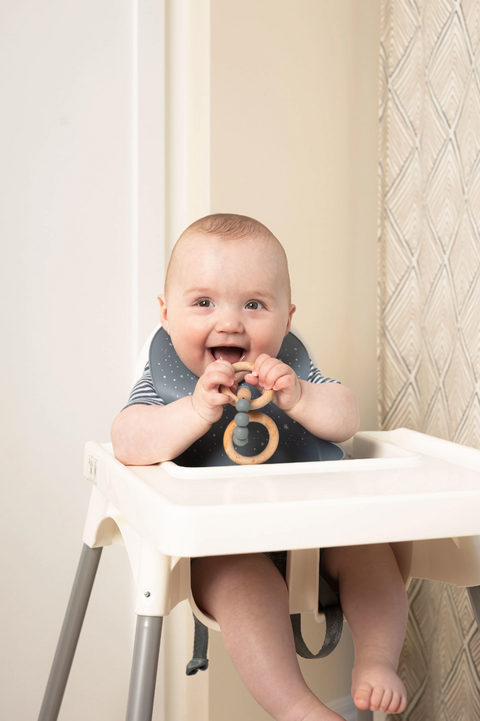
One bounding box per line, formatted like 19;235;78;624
39;428;480;721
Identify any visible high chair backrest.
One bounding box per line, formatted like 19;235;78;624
134;324;162;382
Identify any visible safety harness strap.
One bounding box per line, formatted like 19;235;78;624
289;572;343;660
185;614;210;676
186;568;343;673
290;603;343;660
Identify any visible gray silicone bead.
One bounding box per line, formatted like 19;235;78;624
233;437;248;447
236;399;251;412
234;412;249;427
233;426;249;441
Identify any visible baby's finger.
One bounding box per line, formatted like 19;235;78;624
243;372;260;387
208;390;233;406
257;358;286;389
202;369;235;391
211;358;234;371
251;353;273;377
270;373;296;392
206;359;236;379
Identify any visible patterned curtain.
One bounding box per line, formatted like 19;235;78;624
378;1;480;718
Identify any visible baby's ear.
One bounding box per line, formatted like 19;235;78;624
285;304;296;335
158;294;169;331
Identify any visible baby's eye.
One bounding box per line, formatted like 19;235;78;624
245;300;264;310
195;299;214;308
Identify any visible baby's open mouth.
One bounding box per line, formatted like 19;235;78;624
210;347;245;364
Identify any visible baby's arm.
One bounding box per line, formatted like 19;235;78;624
288;381;359;442
111;360;235;465
246;355;359;444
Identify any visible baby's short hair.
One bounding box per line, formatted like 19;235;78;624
181;213;277;243
165;213;290;299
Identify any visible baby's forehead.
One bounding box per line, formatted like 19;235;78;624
166;231;290;298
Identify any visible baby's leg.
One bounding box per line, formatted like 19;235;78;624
192;553;344;721
321;544;408;715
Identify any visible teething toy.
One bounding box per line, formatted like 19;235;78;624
219;362;279;465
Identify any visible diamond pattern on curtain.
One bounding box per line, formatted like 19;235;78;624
378;1;480;718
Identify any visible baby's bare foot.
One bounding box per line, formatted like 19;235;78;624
351;655;407;714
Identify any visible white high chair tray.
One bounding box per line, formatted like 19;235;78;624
84;428;480;559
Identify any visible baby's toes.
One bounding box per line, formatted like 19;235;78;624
353;681;374;710
393;690;408;715
369;685;387;711
378;688;393;712
381;689;408;715
386;691;402;714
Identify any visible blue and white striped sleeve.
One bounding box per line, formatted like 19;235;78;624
307;360;340;385
123;363;166;408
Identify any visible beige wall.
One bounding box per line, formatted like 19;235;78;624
207;0;381;716
210;0;381;433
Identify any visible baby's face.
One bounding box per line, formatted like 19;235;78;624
159;234;295;378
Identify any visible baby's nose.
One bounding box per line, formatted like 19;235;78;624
216;309;244;332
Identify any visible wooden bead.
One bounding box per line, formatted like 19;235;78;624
237;387;252;400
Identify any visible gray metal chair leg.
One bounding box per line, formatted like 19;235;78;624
38;544;103;721
356;709;374;721
467;585;480;629
125;616;163;721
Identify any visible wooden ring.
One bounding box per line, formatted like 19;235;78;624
219;361;275;410
223;412;279;465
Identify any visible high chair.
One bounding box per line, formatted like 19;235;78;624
38;328;480;721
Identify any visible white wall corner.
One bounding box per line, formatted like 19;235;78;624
165;0;211;258
159;7;211;719
134;0;166;359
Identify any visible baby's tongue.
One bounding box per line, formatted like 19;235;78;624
213;347;243;363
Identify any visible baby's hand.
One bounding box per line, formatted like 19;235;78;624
245;354;302;412
192;360;235;424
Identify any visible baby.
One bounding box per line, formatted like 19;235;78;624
111;213;408;720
